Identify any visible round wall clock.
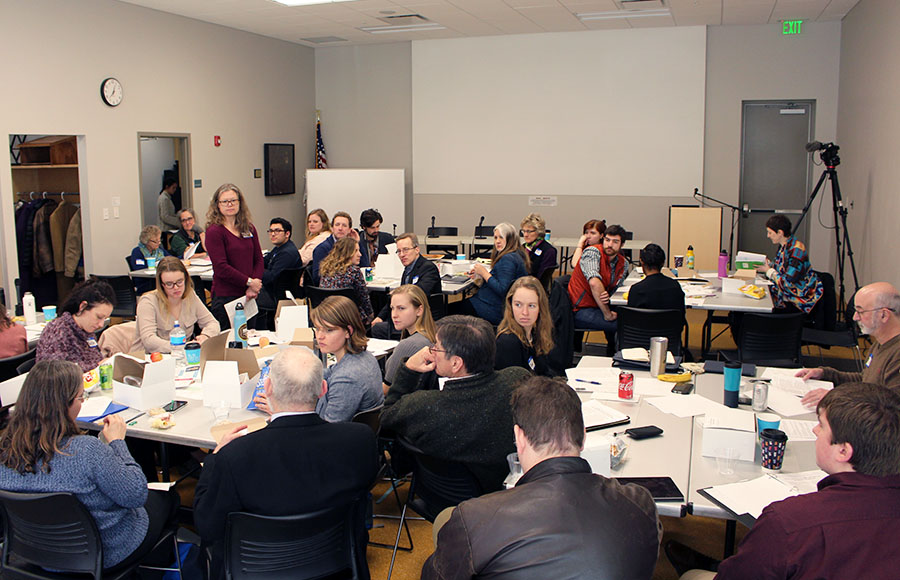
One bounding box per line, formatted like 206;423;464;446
101;77;123;107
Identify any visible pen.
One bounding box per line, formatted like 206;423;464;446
126;412;146;426
575;379;603;386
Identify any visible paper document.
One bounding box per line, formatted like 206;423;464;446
224;297;258;330
736;251;767;263
566;367;621;386
780;419;818;442
771;376;833;396
374;243;405;278
766;387;815;417
581;400;629;430
648;394;728;418
620;348;675;364
367;338;400;357
704;470;826;519
77;396;115;420
183;242;200;260
148;482;176;491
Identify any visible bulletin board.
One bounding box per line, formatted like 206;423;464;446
668;206;722;270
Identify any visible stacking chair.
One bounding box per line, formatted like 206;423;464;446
425;226;459;258
304;286;358;312
224;503;361;580
615;306;685;358
388;437;483;580
0;490;182;580
470;225;495;260
802;274;864;370
0;348;35;383
91;274;138;320
731;312;804;367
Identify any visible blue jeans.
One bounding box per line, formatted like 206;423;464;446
573;307;618;332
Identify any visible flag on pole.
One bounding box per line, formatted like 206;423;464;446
315;112;327;169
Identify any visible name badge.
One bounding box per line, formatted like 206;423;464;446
243;233;253;238
866;353;873;368
412;276;420;284
534;248;542;256
87;338;99;348
528;356;535;370
136;259;145;266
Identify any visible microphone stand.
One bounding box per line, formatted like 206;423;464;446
693;188;741;269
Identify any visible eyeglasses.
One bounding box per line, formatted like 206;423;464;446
854;307;893;316
180;217;194;223
75;393;88;402
161;279;185;289
428;345;448;355
521;229;536;234
218;198;239;206
267;228;285;234
149;238;161;244
396;247;417;255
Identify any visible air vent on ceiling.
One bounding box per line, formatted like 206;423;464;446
360;13;445;34
301;36;348;44
615;0;665;9
376;14;429;26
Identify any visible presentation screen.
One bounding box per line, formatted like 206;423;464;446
412;27;706;197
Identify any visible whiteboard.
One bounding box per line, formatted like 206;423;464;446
305;169;406;234
412;27;706;197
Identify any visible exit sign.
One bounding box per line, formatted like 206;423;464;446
783;20;803;35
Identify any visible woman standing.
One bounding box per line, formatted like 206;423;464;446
463;222;530;325
36;278;115;372
310;296;383;422
134;257;220;353
383;285;436;390
298;208;332;265
128;225;169;295
318;237;374;325
571;219;606;269
0;360;179;569
495;277;555;376
204;184;263;329
758;215;823;314
520;213;558;282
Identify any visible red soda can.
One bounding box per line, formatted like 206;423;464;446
618;371;634;399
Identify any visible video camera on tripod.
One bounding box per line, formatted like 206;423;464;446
805;141;840;167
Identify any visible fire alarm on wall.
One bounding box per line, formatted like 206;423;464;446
214;136;221;147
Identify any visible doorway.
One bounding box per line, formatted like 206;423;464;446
138;134;191;230
738;101;815;258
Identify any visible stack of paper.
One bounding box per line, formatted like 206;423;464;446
703;470;827;519
648;394;728;418
581;400;629;430
620;348;675;364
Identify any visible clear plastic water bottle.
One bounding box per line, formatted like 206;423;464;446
170;320;186;372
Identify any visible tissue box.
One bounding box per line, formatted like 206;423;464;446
701;409;757;462
112;355;176;410
202;361;258;409
581;437;612;477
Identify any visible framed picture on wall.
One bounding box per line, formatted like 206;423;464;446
264;143;295;196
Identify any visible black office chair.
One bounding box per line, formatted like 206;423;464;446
615;307;685;358
470;225;495;260
16;357;37;375
388;437;483;580
224;503;362;580
731;312;804;367
428;292;446;321
538;261;559;293
351;405;382;436
0;348;35;383
91;275;138;319
274;268;303;301
425;227;459;258
803;282;863;370
304;286;359;312
0;490;181;580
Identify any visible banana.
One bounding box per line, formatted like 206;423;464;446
656;372;692;383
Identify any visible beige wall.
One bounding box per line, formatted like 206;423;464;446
837;0;900;289
315;24;842;263
0;0;315;296
705;22;842;273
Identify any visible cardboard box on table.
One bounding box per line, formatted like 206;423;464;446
199;331;262;409
701;408;757;462
112;355;176;411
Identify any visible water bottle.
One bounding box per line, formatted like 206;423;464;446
686;245;695;270
23;292;36;325
170;320;186;371
718;250;729;278
233;303;248;347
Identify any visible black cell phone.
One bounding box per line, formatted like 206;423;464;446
624;425;664;440
162;400;188;413
671;382;694;395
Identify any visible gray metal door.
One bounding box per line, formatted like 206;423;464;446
739;101;815;260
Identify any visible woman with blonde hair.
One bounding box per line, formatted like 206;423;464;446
310;296;383;422
0;360;179;569
520;213;558;282
128;224;169;295
318;236;374;325
495;276;556;376
133;256;220;353
383;285;436;390
298;208;332;265
460;222;530;325
204;183;263;329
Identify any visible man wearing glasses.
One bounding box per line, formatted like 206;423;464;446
258;218;302;314
371;233;442;339
798;282;900;404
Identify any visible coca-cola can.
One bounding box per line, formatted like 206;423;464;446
618;371;634;400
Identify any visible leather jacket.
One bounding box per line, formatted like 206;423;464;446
422;456;662;580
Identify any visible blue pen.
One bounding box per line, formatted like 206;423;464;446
575;379;603;386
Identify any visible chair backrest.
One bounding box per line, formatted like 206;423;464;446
397;437;483;522
737;312;804;366
473;225;495;238
273;268;303;302
0;348;36;383
615;307;685;357
538;262;558;293
352;405;383;436
91;274;138;319
426;227;458;237
225;503;359;580
16;357;37;376
807;270;837;331
305;286;358;312
428;293;446;321
0;490;104;579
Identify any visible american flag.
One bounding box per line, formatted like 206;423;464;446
315;116;327;169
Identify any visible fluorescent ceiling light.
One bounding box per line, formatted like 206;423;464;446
577;9;670;21
269;0;356;6
360;23;446;34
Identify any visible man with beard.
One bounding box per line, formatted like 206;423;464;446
567;223;631;332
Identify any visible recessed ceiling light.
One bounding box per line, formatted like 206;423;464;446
360;23;446;34
269;0;356;6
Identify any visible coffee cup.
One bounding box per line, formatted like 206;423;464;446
756;412;781;433
42;305;57;321
147;256;158;269
185;342;201;365
760;428;788;471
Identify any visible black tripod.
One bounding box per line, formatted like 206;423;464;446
795;142;860;323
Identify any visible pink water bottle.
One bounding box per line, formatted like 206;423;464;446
718;250;728;278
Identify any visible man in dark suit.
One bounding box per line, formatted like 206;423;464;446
627;243;685;313
371;232;443;339
358;208;395;267
257;217;302;315
193;347;378;579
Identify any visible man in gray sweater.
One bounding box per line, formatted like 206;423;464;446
381;315;530;492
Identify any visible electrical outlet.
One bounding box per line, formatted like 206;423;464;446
113;207;120;219
103;208;109;220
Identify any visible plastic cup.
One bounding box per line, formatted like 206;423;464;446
42;305;57;321
147;256;157;269
185;342;201;365
213;401;231;424
756;412;781;433
716;448;739;476
760;429;789;471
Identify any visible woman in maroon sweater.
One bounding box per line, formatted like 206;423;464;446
204;184;264;329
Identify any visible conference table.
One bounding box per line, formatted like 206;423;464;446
575;355;818;554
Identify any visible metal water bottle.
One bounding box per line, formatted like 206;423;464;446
649;336;668;377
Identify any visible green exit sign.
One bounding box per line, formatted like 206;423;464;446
783;20;803;35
